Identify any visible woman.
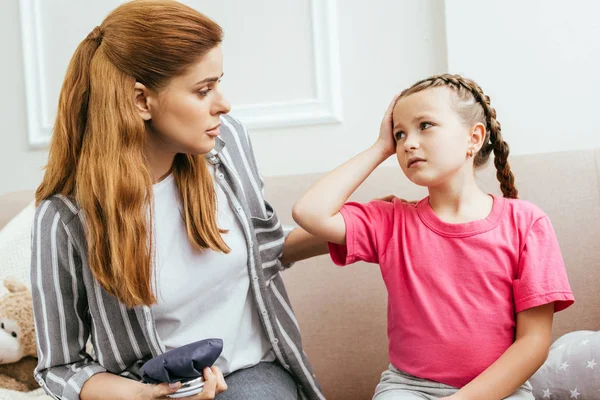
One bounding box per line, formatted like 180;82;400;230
31;1;327;399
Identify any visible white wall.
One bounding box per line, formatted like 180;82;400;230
0;0;48;196
2;0;599;197
445;0;600;155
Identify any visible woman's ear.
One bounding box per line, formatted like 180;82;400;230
470;122;486;152
134;82;152;121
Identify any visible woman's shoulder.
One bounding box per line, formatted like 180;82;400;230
35;194;82;226
219;114;249;145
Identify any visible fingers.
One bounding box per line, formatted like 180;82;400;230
384;93;401;117
151;381;181;399
373;195;417;205
211;366;228;394
153;367;227;400
193;367;219;399
375;194;396;202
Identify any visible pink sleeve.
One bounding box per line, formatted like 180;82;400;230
513;216;574;313
328;200;395;266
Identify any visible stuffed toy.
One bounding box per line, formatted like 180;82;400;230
0;278;38;392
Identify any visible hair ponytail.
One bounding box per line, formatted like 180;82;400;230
35;32;101;201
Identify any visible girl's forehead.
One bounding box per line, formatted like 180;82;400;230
393;87;454;121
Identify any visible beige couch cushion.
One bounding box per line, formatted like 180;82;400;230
0;191;35;232
0;200;35;293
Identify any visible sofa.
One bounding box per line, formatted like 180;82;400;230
1;148;599;399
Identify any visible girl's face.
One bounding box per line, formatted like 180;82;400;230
392;87;477;188
142;46;231;156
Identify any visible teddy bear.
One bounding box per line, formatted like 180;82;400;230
0;278;39;392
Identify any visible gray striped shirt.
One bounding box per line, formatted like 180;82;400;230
30;115;324;400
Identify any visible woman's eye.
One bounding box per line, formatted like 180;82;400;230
198;89;212;97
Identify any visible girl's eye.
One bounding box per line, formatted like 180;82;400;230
420;122;433;130
394;132;405;141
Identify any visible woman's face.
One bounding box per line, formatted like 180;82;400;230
143;46;231;156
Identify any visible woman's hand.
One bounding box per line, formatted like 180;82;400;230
374;94;401;158
374;195;417;205
141;366;228;399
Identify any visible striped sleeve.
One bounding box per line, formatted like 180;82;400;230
31;199;106;399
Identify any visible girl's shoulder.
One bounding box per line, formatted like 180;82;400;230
500;196;549;226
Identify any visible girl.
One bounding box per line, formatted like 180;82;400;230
31;1;327;399
292;74;574;400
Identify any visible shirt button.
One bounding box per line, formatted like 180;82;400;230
253;276;258;281
272;338;279;344
262;310;267;315
284;364;290;370
218;173;224;179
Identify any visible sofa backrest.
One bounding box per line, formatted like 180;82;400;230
0;190;35;231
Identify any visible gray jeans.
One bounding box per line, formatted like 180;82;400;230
215;361;298;400
373;364;534;400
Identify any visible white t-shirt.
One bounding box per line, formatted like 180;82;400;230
151;165;274;375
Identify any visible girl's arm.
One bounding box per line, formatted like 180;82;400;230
444;303;554;400
292;95;399;245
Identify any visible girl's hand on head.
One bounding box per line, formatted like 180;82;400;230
375;94;401;158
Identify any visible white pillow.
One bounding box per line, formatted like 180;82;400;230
0;202;35;295
0;388;53;399
530;330;600;399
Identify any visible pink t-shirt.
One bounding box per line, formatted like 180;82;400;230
328;195;574;388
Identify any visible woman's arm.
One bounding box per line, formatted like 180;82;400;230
81;373;152;400
444;303;554;400
280;227;329;265
31;201;109;399
292;95;399;245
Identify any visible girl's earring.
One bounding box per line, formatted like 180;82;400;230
467;148;474;158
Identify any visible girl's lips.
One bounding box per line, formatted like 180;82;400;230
408;158;426;168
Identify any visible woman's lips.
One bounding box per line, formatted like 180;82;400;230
205;125;221;137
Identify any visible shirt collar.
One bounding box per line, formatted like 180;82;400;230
205;136;225;165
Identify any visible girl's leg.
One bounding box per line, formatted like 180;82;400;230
373;364;457;400
503;381;535;400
